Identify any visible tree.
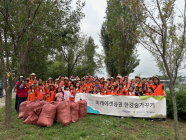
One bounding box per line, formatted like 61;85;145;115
100;0;140;77
0;0;85;129
133;0;186;139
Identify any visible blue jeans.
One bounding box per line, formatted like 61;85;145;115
17;97;27;113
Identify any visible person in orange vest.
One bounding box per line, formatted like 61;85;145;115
102;85;109;95
82;86;87;93
142;78;148;94
133;76;142;87
110;77;115;85
59;75;65;88
123;79;129;90
92;81;97;93
75;82;81;93
69;84;75;102
45;77;54;93
36;84;45;100
62;77;70;87
46;85;56;102
27;73;36;89
28;84;36;101
152;76;166;97
126;86;135;96
151;76;166;122
108;85;117;95
117;83;125;96
36;78;44;90
85;78;92;93
147;87;155;96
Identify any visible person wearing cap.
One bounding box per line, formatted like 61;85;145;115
59;75;65;88
45;77;55;94
110;77;115;85
133;76;142;87
46;85;55;102
85;78;92;93
27;73;36;89
15;76;23;112
72;79;77;88
28;84;36;101
55;79;60;89
152;76;166;97
36;83;45;100
36;78;44;90
62;77;70;87
17;78;29;113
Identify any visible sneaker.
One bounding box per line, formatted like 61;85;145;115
121;117;124;119
151;119;154;121
162;120;166;123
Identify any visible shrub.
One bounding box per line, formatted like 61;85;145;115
166;89;186;121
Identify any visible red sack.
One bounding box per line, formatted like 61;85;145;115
23;106;42;125
57;100;71;126
78;100;87;119
37;103;56;127
70;102;79;123
17;101;30;119
23;100;41;120
39;100;48;106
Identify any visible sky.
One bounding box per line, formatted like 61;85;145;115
73;0;186;79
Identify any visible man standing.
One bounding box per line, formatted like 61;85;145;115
85;78;92;93
133;76;142;87
142;78;148;94
28;73;36;89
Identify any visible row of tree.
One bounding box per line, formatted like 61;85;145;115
0;0;102;129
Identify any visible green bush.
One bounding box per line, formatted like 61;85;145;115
166;89;186;121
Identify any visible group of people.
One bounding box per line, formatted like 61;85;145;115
15;72;166;113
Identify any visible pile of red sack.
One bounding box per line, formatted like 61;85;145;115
17;99;87;127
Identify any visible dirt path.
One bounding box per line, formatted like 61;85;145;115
0;90;16;109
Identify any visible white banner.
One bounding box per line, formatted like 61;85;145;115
75;93;166;118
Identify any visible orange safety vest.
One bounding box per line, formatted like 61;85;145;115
117;88;125;96
108;90;117;95
28;78;35;89
28;89;36;101
152;83;164;96
46;90;55;102
36;88;45;100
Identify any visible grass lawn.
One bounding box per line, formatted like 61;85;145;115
0;99;186;140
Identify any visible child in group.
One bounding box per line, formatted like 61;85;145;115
135;86;143;96
36;84;45;100
75;82;81;93
147;87;154;96
95;87;101;95
134;86;139;96
109;85;116;95
102;85;109;95
88;85;94;94
28;84;36;101
117;83;125;96
127;86;135;96
82;86;87;93
46;85;55;102
63;86;74;101
69;84;75;101
55;87;63;102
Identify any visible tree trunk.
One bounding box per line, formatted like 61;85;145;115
169;83;180;140
4;87;12;129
